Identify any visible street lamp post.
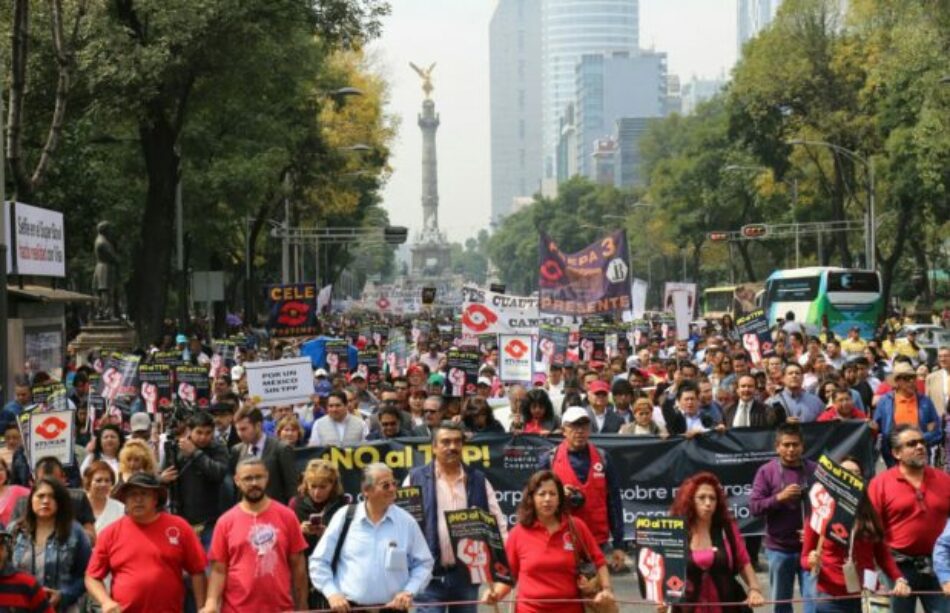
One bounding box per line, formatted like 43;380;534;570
723;164;801;266
786;140;875;270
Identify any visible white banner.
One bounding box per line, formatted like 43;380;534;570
672;291;692;341
663;282;696;317
498;334;534;384
245;357;314;406
28;410;74;466
461;286;571;336
630;278;648;320
317;284;333;313
5;202;66;277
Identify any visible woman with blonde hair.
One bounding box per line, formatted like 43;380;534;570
116;438;157;485
276;415;305;448
290;458;348;609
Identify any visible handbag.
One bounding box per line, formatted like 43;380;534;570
567;517;620;613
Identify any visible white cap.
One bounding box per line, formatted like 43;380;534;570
314;368;329;378
561;406;591;425
130;412;151;433
230;365;245;381
477;376;492;387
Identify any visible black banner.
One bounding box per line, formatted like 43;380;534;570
174;365;211;408
294;422;873;539
444;349;480;397
736;308;774;364
538;230;632;315
635;515;687;604
536;323;570;366
809;454;865;547
138;364;173;414
445;507;513;585
579;319;610;363
265;283;318;338
356;348;381;385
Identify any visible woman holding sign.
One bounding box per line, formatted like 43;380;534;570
801;457;909;612
482;470;615;612
665;472;764;611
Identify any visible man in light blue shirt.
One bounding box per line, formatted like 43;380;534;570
310;462;433;610
768;363;824;423
935;518;950;596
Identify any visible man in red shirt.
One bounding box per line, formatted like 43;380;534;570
816;387;871;423
202;458;308;613
85;472;207;613
868;424;950;613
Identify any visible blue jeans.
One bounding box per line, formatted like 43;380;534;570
814;591;860;613
884;558;949;613
766;547;816;613
415;565;479;613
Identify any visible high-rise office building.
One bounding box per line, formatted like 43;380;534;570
737;0;782;54
489;0;542;223
681;76;727;115
541;0;639;179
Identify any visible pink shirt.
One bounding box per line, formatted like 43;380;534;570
209;500;308;613
427;466;508;566
0;485;29;526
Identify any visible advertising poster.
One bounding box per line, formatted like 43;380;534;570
809;454;865;547
538;231;631;315
635;515;688;605
137;364;173;414
245;358;315;407
265;283;318;338
174;365;211;408
736;309;775;365
498;335;533;384
444;348;481;397
445;507;513;586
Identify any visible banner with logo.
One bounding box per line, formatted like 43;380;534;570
137;364;173;414
808;454;865;547
174;365;211;408
538;231;631;315
536;323;570;367
356;348;381;385
385;330;408;377
30;382;68;412
26;410;74;466
265;283;318;338
635;515;687;605
152;350;184;367
460;286;554;336
245;358;314;407
444;348;480;397
211;339;238;373
97;353;140;403
736;308;775;365
324;339;351;375
498;335;533;384
293;421;872;540
445;507;514;586
579;319;610;363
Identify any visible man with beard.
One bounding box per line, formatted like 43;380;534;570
869;425;950;613
86;473;207;612
202;459;308;613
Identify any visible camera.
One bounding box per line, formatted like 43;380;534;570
567;489;586;509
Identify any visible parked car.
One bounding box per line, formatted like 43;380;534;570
897;324;950;366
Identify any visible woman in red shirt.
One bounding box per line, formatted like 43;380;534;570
668;472;764;612
482;470;614;612
801;456;910;612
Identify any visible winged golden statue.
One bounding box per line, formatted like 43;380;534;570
410;61;436;99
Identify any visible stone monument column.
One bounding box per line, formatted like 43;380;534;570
419;99;440;234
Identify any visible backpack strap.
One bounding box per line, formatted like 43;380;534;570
331;504;358;573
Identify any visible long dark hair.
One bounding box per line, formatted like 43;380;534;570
669;472;734;534
522;388;555;423
517;470;566;527
18;477;74;542
93;423;125;459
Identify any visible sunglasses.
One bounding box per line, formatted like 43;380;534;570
899;438;926;449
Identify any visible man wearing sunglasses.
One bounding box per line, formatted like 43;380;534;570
869;424;950;613
873;361;941;466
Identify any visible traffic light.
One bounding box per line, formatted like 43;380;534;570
707;231;731;242
384;226;408;245
741;224;769;239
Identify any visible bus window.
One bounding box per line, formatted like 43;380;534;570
766;277;819;303
827;272;880;293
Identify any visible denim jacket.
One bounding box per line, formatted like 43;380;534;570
11;521;90;609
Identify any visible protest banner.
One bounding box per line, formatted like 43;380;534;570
30;382;68;412
152;350;184;367
174;365;211;408
211;339;238;370
736;308;775;364
385;330;408;377
245;358;314;407
265;283;318;337
421;287;437;305
97;353;141;402
137;364;173;414
498;335;533;384
444;348;480;397
579;318;610;363
536;322;570;367
663;282;697;317
25;410;74;467
356;348;381;385
460;285;559;336
445;507;513;585
324;339;351;375
538;231;631;315
635;515;688;604
394;486;424;524
808;454;865;547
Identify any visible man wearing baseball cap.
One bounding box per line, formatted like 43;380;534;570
539;406;627;571
86;473;207;612
585;379;624;434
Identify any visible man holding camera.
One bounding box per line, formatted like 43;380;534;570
540;406;626;571
160;411;230;549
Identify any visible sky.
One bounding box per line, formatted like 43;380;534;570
371;0;738;244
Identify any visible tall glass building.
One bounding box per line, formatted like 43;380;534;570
541;0;639;178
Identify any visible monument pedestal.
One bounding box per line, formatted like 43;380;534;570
411;240;452;277
68;321;137;364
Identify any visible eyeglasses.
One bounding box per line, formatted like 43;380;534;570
900;438;926;449
423;409;440;414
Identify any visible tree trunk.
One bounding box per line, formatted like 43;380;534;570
911;238;931;304
878;200;913;318
736;242;757;282
130;110;179;344
831;157;852;268
7;0;31;200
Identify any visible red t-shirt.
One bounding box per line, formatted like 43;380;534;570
87;513;207;613
801;522;902;596
816;407;867;422
867;466;950;556
209;500;308;613
505;516;605;613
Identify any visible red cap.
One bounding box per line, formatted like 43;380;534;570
588;379;610;394
407;364;424;376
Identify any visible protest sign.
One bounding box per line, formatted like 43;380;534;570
211;339;238;369
356;348;381;385
538;231;631;315
152;350;184;367
579;318;610;362
445;507;513;585
444;348;480;397
460;285;550;336
498;335;533;384
672;291;692;340
385;330;408;377
97;353;140;402
395;486;424;524
736;308;775;364
245;358;314;406
324;339;351;375
809;454;865;547
265;283;318;337
536;322;570;366
421;287;437;305
635;515;688;604
25;410;74;467
137;364;173;414
663;282;697;317
174;365;211;408
30;382;68;412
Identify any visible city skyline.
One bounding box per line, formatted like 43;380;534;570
372;0;738;243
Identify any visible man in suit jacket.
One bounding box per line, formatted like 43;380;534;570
585;379;624;434
230;406;297;503
721;374;787;430
926;347;950;417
